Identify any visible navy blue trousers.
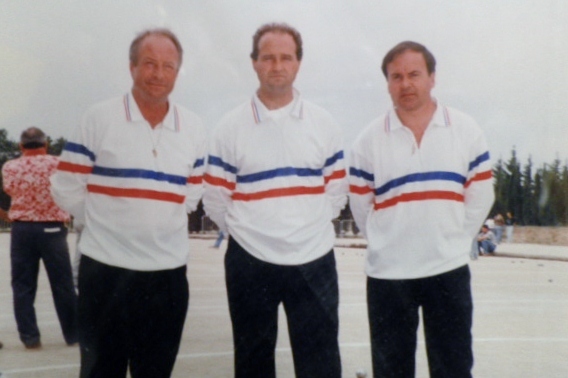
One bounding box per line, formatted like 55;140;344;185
10;221;78;345
367;265;473;378
225;237;341;378
78;255;189;378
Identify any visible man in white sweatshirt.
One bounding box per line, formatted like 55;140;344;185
204;22;347;378
349;41;494;378
51;28;205;377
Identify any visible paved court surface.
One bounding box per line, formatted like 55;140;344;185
1;233;567;377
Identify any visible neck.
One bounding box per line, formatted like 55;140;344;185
396;100;437;146
22;147;47;156
256;87;294;110
131;89;169;128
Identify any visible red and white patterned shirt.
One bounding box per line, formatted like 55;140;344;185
2;149;69;222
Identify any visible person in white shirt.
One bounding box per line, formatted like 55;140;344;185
50;28;206;378
204;23;347;378
349;41;494;377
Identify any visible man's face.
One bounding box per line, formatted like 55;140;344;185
386;50;435;113
252;31;301;94
130;34;180;104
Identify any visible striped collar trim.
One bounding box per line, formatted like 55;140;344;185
123;93;180;132
250;89;304;124
385;101;451;133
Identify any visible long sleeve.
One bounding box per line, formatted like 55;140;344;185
348;138;375;239
185;140;206;214
463;133;495;238
323;128;348;219
203;127;236;233
50;115;94;225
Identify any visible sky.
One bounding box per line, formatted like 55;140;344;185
1;0;567;169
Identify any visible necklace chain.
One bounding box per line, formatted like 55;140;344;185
148;123;163;157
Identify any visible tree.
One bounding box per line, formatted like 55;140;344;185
0;129;20;210
562;163;568;225
47;136;67;156
520;157;537;225
546;158;565;225
490;158;507;216
504;148;523;221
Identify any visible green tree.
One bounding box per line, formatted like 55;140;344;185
537;162;560;225
47;136;67;156
491;158;507;216
520;157;537;225
0;129;20;210
547;158;565;225
562;163;568;225
506;149;523;217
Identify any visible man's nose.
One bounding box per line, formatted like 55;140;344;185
400;76;411;87
153;65;166;79
272;59;284;70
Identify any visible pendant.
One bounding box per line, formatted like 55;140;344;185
152;149;157;157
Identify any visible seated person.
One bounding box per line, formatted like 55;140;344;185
477;224;497;255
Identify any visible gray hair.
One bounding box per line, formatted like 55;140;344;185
129;28;183;67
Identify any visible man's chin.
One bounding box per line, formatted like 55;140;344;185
397;96;424;110
143;90;171;103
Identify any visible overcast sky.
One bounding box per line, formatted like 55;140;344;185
2;0;567;168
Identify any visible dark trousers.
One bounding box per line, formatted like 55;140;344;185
78;255;189;378
10;221;78;345
225;237;341;378
367;265;473;378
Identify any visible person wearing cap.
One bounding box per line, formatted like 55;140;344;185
2;126;78;350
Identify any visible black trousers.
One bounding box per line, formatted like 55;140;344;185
78;255;189;378
367;265;474;378
225;237;341;378
10;221;77;345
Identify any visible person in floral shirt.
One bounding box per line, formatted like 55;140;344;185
2;126;77;349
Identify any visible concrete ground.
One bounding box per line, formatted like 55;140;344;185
1;233;567;377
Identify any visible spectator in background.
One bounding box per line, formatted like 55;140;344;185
211;230;225;249
484;216;495;232
477;224;497;255
493;213;505;244
2;126;77;349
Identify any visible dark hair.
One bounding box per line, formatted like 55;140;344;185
129;28;183;67
20;126;47;149
381;41;436;78
250;22;303;61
